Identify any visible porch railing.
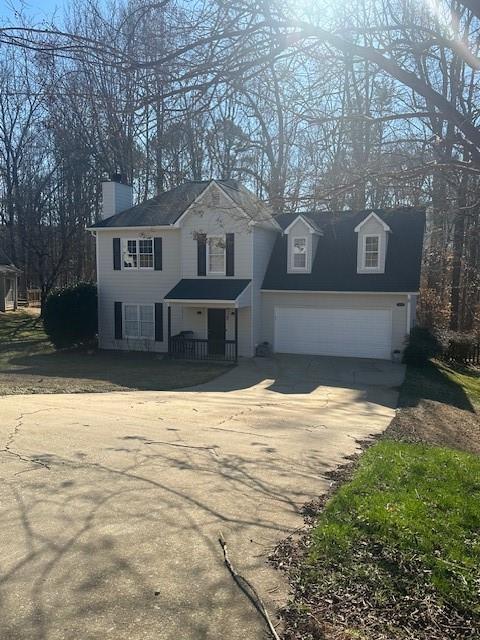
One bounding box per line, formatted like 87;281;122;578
169;337;237;362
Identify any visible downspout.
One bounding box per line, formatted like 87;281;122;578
406;294;412;335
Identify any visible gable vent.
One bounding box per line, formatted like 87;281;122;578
211;190;220;206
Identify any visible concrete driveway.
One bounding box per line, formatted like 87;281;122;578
0;355;404;640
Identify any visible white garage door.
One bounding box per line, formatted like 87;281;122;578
274;307;392;360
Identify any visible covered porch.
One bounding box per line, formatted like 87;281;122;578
0;265;21;312
164;279;251;362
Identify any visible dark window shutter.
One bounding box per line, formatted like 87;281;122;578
114;302;122;339
226;233;234;276
113;238;121;270
154;237;162;270
155;303;163;341
197;234;206;276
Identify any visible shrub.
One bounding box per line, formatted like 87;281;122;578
445;332;478;363
43;282;97;349
403;326;444;366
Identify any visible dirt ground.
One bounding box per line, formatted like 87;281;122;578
386;399;480;454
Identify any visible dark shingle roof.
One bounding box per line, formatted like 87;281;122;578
165;279;251;301
0;248;20;271
90;180;274;228
0;248;14;266
263;208;425;292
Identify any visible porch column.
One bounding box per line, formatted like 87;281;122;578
167;304;172;356
234;307;238;362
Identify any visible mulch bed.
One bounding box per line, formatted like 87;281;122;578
270;397;480;640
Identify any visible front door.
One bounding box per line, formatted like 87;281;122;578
208;308;226;355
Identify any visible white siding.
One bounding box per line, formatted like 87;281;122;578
180;184;253;279
237;306;251;357
0;275;5;312
261;291;409;357
175;183;261;356
96;228;181;352
252;226;278;352
0;274;17;311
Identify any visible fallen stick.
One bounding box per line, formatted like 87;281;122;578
218;532;282;640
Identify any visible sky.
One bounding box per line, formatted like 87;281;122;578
0;0;67;23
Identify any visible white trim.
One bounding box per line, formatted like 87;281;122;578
206;234;226;275
172;182;215;227
87;225;173;231
121;237;154;271
88;180;278;232
212;180;278;230
261;289;419;295
406;294;412;334
290;236;309;271
173;181;252;227
283;214;320;235
123;303;155;339
361;233;381;271
250;217;283;231
166;299;238;306
354;211;391;233
210;181;259;223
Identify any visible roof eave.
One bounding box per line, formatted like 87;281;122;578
283;214;323;236
354;211;392;233
86;224;175;231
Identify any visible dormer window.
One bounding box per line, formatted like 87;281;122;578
284;215;322;274
292;237;307;270
354;212;391;274
363;235;380;269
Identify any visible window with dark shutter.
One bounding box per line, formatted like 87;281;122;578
113;238;121;270
114;302;122;339
154;237;163;270
226;233;234;276
155;303;163;341
197;233;207;276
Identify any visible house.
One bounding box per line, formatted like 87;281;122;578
0;248;21;312
88;176;425;361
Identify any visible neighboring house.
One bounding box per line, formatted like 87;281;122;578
88;176;424;361
0;248;20;312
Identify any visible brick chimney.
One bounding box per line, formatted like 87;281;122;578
101;173;133;219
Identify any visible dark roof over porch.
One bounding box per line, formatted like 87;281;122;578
165;278;251;302
0;248;21;273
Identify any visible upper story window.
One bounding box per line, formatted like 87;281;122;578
363;235;380;269
207;236;225;274
355;212;390;274
122;238;153;269
292;237;308;270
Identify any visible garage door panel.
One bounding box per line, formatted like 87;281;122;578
274;307;392;360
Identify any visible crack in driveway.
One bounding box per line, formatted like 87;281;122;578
1;408;54;472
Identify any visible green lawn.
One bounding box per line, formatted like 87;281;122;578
438;360;480;407
0;310;230;395
309;440;480;615
285;361;480;638
399;359;479;411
